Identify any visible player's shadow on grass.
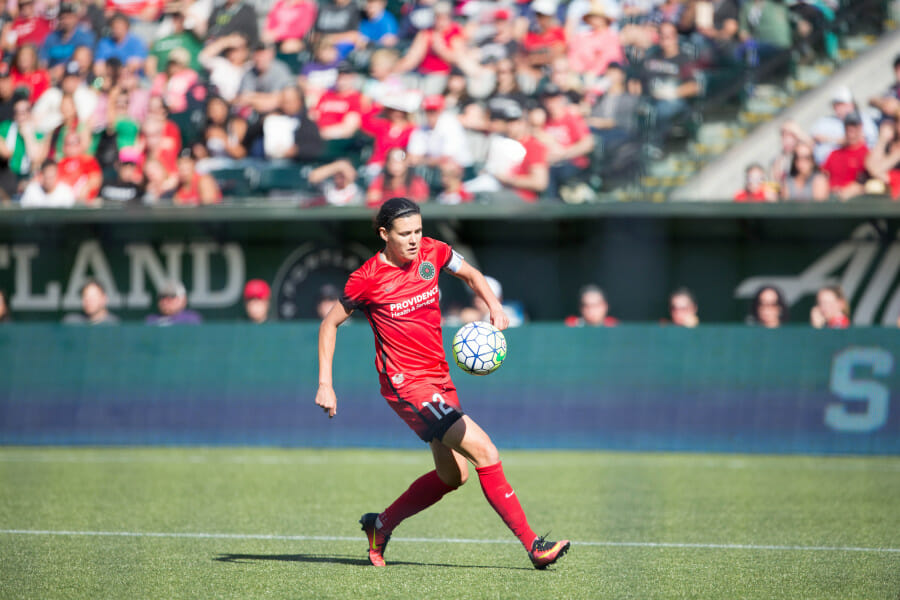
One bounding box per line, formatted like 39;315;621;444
214;553;530;570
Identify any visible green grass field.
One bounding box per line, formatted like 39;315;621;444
1;447;898;600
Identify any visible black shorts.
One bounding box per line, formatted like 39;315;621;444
381;375;465;443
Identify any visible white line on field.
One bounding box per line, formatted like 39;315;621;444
1;529;897;554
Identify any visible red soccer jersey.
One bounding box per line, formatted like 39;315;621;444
342;237;455;386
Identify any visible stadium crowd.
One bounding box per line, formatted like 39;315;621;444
561;281;881;327
739;57;900;202
0;0;859;206
0;276;885;326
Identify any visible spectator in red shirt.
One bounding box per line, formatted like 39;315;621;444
565;284;619;327
360;90;420;173
10;43;49;103
366;146;429;207
137;116;180;179
174;151;222;206
520;0;567;84
392;1;467;92
57;131;102;203
822;113;869;200
535;83;594;199
313;63;363;142
734;163;777;202
263;0;317;54
105;0;164;21
3;0;53;52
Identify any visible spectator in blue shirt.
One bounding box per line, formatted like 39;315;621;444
39;3;95;75
95;13;148;74
146;280;203;326
360;0;399;48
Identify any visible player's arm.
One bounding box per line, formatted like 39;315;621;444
315;300;354;418
449;260;509;331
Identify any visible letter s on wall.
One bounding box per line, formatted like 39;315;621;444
826;347;893;433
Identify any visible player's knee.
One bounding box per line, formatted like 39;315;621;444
437;465;467;488
475;440;500;468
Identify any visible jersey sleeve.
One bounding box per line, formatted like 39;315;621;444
430;238;462;273
341;267;370;311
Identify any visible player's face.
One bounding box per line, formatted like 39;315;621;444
380;214;422;265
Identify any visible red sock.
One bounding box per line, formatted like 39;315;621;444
378;470;457;534
476;461;537;549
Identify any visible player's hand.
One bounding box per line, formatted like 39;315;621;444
490;307;509;331
315;384;338;418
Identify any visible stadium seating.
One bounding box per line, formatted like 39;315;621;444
0;0;895;206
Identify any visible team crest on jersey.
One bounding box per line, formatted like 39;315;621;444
419;261;436;280
391;373;404;385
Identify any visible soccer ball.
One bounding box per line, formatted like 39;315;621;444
452;321;507;376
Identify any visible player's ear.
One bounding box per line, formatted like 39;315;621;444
378;226;389;242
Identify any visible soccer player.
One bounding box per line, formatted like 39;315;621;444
315;197;570;570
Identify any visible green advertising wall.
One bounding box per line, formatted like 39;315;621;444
1;324;897;454
0;203;899;324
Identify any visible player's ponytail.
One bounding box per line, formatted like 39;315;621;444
374;197;421;233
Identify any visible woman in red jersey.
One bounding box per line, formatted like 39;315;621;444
315;197;569;570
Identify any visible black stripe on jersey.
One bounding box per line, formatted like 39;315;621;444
361;306;430;429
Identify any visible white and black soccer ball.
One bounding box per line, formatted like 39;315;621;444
452;321;507;376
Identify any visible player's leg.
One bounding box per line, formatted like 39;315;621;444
361;384;465;566
440;415;570;569
430;438;470;488
438;413;498;468
375;442;464;536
